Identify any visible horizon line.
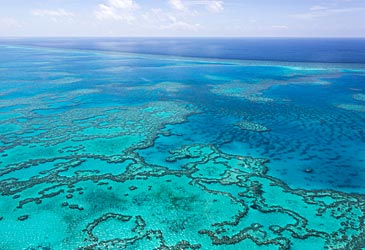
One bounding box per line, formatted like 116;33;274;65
1;36;365;39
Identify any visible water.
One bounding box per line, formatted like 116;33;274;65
0;40;365;249
2;37;365;63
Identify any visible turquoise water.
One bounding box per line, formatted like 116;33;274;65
0;44;365;249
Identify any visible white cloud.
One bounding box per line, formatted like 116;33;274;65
169;0;186;11
272;25;289;29
292;6;365;19
95;0;139;22
31;9;74;23
32;9;74;18
168;0;224;13
162;21;202;31
205;1;224;13
309;5;328;11
143;8;201;31
108;0;139;10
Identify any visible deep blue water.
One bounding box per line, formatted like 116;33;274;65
1;37;365;63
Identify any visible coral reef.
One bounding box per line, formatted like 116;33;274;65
237;120;270;132
1;44;365;250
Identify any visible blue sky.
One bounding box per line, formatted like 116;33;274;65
0;0;364;37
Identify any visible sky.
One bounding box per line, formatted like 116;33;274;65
0;0;365;37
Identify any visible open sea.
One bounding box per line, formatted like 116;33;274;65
0;38;365;249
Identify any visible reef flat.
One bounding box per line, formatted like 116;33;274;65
0;45;365;249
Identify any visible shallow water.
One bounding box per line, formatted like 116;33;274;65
0;44;365;249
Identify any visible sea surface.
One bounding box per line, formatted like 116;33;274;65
0;39;365;249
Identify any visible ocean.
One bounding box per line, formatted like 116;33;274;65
0;38;364;249
2;37;365;63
